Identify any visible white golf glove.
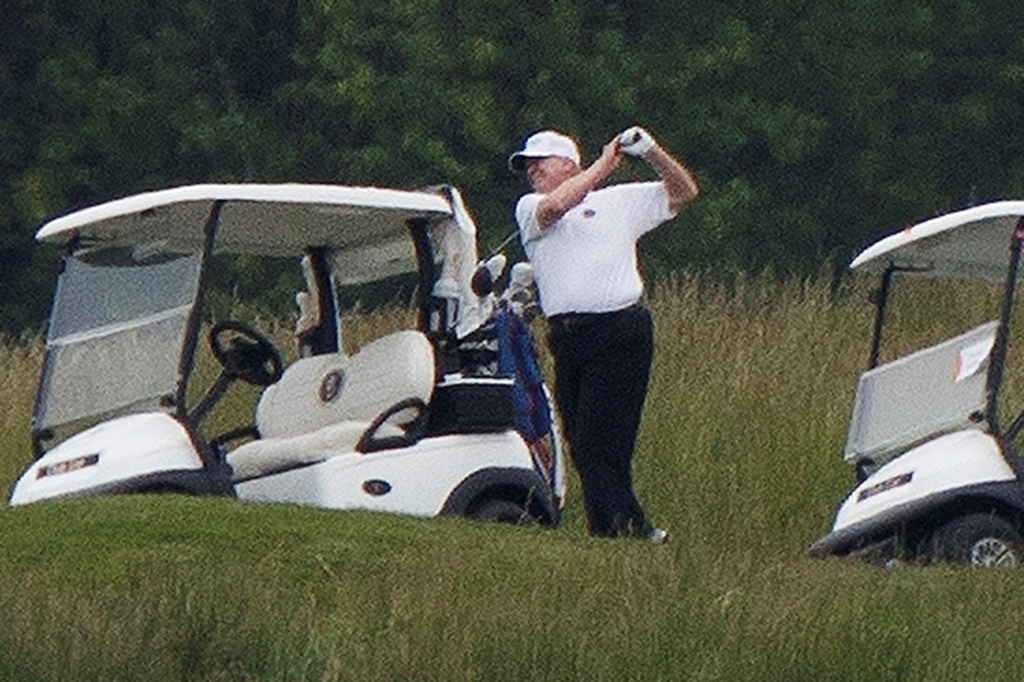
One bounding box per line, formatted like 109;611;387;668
484;253;507;280
618;126;655;157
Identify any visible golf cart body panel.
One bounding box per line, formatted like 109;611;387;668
11;183;565;524
808;480;1024;559
10;412;215;505
832;430;1015;531
235;431;554;519
812;202;1024;564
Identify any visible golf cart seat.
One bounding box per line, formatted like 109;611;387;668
226;330;436;481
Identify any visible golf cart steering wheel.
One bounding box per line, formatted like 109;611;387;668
209;321;284;387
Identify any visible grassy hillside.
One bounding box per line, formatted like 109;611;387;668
4;275;1024;681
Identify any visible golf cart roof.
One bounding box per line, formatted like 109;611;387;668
35;183;457;258
850;201;1024;280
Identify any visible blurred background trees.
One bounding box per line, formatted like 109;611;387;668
3;0;1024;333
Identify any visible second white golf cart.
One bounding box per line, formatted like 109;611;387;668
9;183;565;525
810;201;1024;566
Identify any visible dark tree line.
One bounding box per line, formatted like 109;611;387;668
3;0;1024;333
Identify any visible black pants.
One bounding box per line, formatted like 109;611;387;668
547;304;653;537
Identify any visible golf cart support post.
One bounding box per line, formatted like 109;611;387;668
985;219;1024;438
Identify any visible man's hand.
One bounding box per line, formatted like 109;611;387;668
618;126;656;157
597;139;624;173
620;126;699;213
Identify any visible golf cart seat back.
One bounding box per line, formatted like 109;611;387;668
255;330;436;439
226;331;436;481
844;320;997;466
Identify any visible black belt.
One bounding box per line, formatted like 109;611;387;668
547;303;643;334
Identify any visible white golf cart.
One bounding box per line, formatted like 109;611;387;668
810;201;1024;566
9;183;565;526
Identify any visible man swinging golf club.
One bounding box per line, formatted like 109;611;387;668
509;126;699;542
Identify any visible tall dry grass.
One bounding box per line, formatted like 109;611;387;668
0;335;43;489
639;272;872;555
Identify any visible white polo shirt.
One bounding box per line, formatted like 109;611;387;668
515;182;676;316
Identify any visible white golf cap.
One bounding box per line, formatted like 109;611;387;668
508;130;581;171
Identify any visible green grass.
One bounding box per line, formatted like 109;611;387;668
5;276;1024;680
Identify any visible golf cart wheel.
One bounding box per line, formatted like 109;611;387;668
926;513;1023;567
469;498;536;525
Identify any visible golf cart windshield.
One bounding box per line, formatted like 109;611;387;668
33;247;201;435
844;202;1024;466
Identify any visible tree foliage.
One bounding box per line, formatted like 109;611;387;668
3;0;1024;332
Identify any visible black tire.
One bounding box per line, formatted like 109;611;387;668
468;498;536;525
925;513;1024;567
